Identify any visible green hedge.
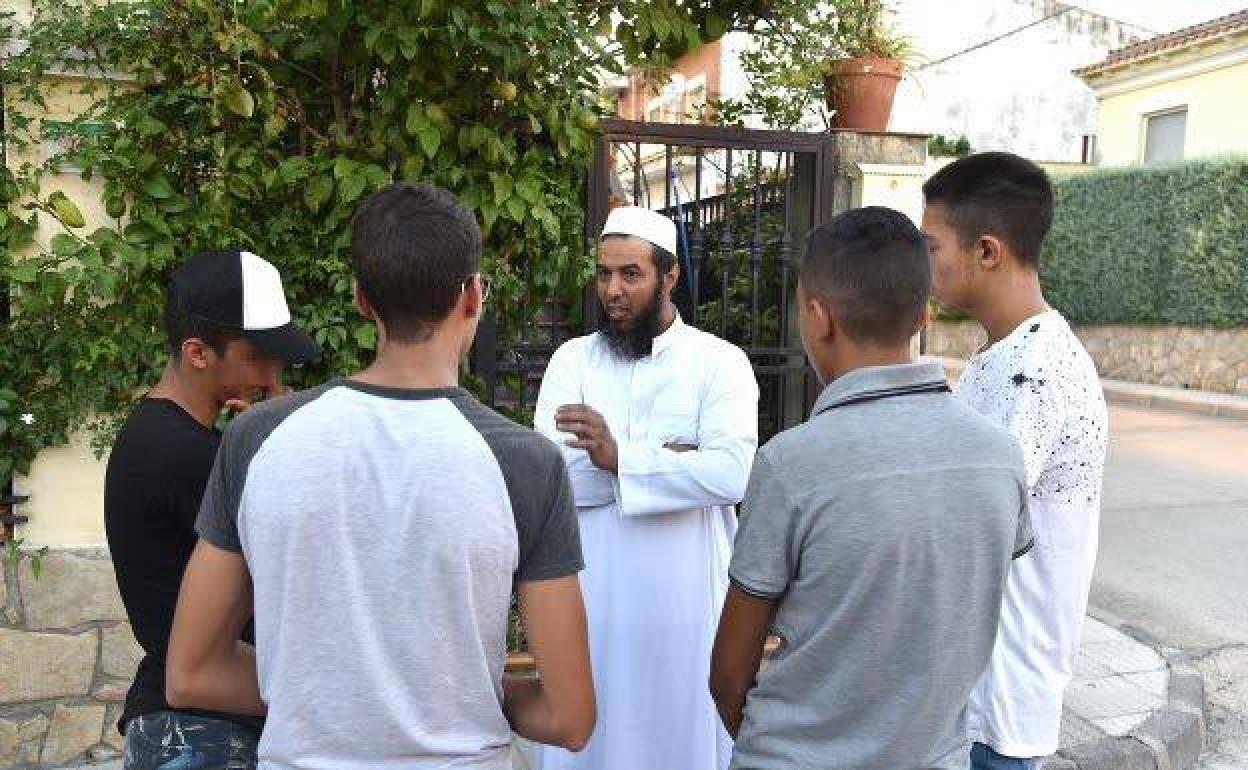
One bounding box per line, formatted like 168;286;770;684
1042;157;1248;327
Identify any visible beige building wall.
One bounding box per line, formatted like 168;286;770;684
6;72;122;547
1088;40;1248;166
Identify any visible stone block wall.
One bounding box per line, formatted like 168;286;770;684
927;321;1248;396
1;549;140;768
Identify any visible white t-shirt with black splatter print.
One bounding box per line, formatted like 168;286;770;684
956;309;1109;758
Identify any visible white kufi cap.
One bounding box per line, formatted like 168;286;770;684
600;206;678;256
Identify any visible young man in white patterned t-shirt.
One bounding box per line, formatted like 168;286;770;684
921;153;1109;770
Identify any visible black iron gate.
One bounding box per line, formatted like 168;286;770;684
473;119;845;442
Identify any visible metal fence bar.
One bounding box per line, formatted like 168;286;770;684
720;147;734;340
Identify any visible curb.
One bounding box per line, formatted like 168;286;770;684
1037;609;1208;770
1045;650;1206;770
935;358;1248;422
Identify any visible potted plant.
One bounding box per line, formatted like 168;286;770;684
823;0;910;131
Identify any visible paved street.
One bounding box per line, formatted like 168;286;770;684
1091;404;1248;767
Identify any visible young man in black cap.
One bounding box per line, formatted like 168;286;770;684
105;249;319;769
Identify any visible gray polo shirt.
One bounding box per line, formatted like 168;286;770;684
729;362;1032;770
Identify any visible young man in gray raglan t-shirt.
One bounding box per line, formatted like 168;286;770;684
164;183;596;769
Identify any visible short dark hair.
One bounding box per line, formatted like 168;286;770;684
600;234;677;274
922;151;1054;267
800;206;930;346
162;291;240;358
351;183;483;343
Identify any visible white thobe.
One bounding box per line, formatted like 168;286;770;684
530;316;759;770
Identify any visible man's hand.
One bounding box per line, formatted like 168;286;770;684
556;405;618;472
224;383;293;414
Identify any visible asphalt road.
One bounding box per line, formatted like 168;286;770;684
1090;404;1248;768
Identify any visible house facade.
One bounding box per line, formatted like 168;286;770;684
1076;9;1248;166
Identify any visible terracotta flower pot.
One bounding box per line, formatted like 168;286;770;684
823;56;904;131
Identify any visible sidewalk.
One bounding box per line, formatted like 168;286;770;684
938;357;1248;421
73;613;1203;770
518;617;1205;770
1045;614;1206;770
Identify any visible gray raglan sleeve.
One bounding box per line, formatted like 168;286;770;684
194;386;326;554
728;449;797;600
514;452;584;582
195;419;247;553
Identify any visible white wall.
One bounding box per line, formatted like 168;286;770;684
716;0;1150;160
888;0;1149;161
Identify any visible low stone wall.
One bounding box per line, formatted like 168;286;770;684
927;321;1248;396
1;549;139;768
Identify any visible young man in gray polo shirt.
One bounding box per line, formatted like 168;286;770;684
710;206;1034;770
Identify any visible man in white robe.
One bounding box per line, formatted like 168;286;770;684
531;207;759;770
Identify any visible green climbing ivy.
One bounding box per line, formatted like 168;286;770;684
0;0;804;486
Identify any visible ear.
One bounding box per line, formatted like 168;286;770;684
978;234;1007;271
353;280;375;321
181;338;213;370
462;274;484;319
913;302;932;337
662;262;680;297
805;290;836;343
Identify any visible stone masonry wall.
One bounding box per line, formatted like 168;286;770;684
927;321;1248;396
1;549;140;768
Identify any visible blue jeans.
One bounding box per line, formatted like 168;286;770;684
123;711;259;770
971;742;1039;770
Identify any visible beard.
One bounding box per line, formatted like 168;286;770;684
597;283;664;361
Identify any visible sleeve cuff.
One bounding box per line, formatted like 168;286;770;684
729;573;785;601
516;559;585;583
195;521;243;554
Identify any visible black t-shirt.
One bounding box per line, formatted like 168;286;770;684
104;397;262;734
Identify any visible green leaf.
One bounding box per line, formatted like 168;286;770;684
136;114;167;138
685;22;701;50
515;175;541;204
50;233;79;255
48;192;85;228
338;171;368;204
705;14;728;41
144;174;175;200
396;27;421;59
104;193;126;219
651;12;670;42
505;196;525;221
401;153;425;179
8;260;38;283
353;324;377;350
333;156;357;180
420;0;436;18
305;175;333;210
123;221;159;243
404;104;426;137
491;173;513;206
416;123;441;159
220;82;255;118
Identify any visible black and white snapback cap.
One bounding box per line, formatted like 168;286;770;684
169;249;321;364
